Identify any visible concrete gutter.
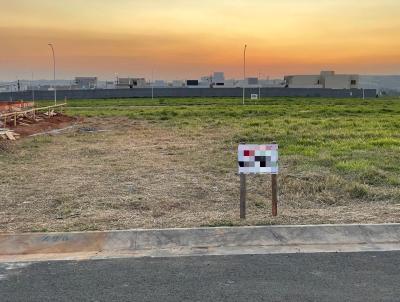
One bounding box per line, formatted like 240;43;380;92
1;224;399;263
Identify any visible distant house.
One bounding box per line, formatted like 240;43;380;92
247;77;259;86
186;80;199;87
74;77;98;89
236;78;259;88
284;71;359;89
212;72;225;86
153;80;167;87
170;80;185;87
116;78;146;88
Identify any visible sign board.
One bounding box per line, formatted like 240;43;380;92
251;94;258;100
238;144;278;174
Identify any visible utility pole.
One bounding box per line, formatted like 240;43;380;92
48;43;56;105
243;44;247;105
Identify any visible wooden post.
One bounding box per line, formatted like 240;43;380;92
48;108;50;118
271;173;278;216
14;113;17;126
240;173;246;219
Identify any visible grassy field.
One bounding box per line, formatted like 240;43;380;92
1;97;399;232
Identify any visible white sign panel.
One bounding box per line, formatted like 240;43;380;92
238;144;278;174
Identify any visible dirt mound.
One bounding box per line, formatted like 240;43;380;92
12;115;81;137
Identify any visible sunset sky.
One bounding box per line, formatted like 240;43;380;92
1;0;400;81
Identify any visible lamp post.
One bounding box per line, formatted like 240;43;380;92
48;43;56;105
151;69;154;100
243;44;247;105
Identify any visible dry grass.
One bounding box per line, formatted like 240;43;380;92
0;114;399;233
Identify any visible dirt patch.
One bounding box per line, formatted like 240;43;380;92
10;115;81;137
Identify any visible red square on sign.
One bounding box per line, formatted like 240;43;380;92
249;150;255;156
244;150;250;156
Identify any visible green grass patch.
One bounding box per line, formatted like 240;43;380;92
33;96;400;201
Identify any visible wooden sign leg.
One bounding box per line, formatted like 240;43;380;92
271;174;278;216
240;173;246;219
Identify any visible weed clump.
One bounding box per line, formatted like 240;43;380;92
347;183;369;199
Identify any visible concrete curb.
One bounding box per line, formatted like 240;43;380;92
1;224;399;262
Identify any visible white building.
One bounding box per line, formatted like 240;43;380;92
170;80;185;87
116;77;146;88
212;72;225;86
74;77;97;89
284;71;359;89
236;77;260;88
153;80;167;87
222;79;236;87
199;76;212;87
259;79;285;87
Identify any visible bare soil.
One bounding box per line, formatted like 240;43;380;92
11;115;80;137
0;116;399;233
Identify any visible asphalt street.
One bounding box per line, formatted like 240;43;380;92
0;252;399;302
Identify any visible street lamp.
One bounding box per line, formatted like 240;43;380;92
48;43;56;105
243;44;247;105
151;69;154;100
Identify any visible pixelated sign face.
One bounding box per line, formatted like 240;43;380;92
238;144;278;174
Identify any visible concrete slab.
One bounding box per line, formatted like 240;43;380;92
1;224;399;263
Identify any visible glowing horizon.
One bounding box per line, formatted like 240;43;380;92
1;0;400;81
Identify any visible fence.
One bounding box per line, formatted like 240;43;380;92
0;87;377;101
0;103;67;126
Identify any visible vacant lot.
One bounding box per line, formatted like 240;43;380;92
1;97;399;232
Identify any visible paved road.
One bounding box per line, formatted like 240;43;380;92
1;252;399;302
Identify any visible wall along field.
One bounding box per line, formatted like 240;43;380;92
0;98;399;232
